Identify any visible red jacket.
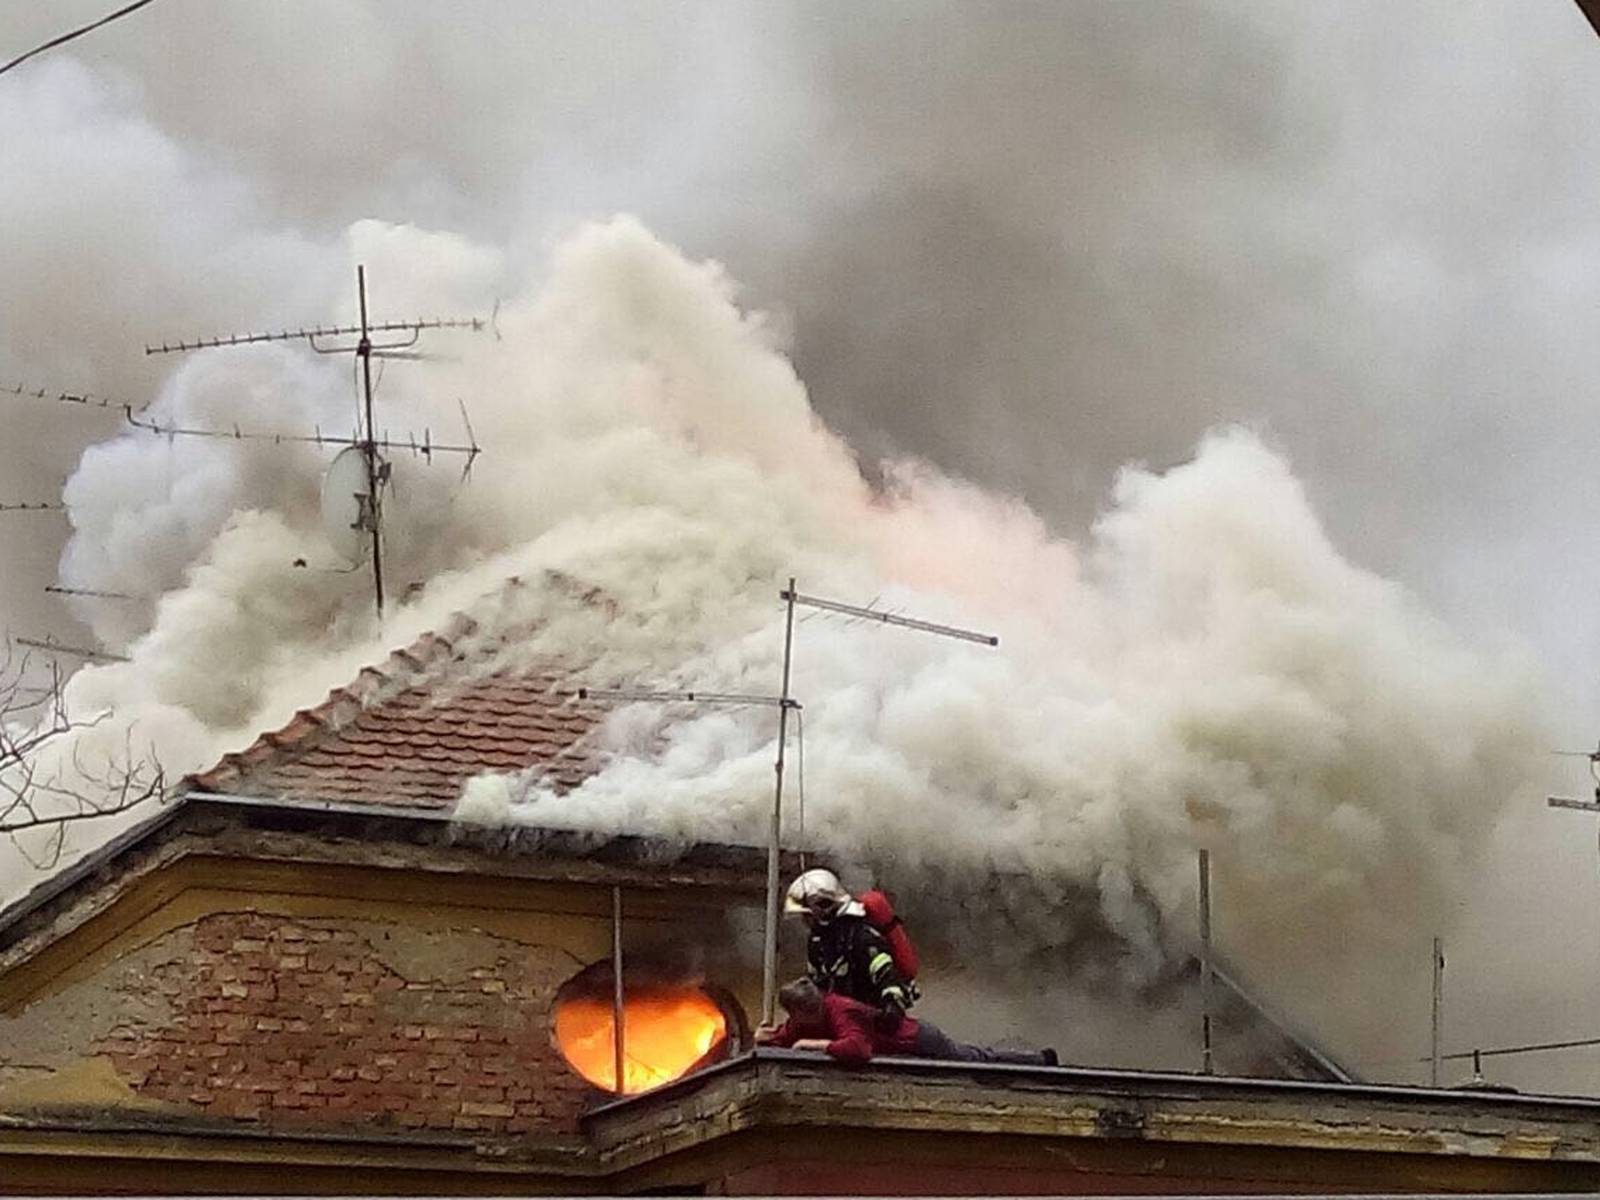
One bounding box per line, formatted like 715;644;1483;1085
766;992;920;1064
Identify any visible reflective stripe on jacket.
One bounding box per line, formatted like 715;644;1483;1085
806;915;913;1011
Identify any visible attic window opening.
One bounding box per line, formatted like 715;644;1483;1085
551;963;738;1096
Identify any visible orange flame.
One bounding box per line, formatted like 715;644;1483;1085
554;987;729;1095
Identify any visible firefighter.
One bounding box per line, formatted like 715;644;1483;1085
783;868;913;1029
756;977;1058;1067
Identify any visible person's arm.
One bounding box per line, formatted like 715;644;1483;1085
758;1018;800;1048
858;928;912;1020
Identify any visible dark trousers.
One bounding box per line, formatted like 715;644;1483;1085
912;1021;1051;1066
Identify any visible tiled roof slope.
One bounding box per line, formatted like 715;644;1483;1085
184;617;603;810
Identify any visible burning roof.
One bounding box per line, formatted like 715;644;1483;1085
169;610;1360;1088
184;615;604;810
0;604;1513;1200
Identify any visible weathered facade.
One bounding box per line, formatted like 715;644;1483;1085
0;798;772;1192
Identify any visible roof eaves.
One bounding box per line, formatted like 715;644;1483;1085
586;1045;1600;1126
0;794;785;967
0;797;187;952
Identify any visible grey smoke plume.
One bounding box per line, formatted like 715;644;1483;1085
4;207;1545;1072
440;219;1542;1062
4;1;1600;1086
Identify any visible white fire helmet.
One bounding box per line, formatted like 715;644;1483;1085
784;868;866;920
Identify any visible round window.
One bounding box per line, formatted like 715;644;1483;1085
551;965;736;1095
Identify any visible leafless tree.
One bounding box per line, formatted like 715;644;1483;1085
0;638;163;871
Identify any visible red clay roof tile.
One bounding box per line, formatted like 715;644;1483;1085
182;616;605;809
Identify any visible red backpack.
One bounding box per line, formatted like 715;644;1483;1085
858;888;919;982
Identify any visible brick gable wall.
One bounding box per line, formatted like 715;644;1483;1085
88;911;597;1135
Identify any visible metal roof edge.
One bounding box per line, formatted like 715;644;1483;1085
181;790;783;866
182;789;459;823
584;1046;1600;1123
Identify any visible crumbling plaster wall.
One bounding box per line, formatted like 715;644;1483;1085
0;908;603;1135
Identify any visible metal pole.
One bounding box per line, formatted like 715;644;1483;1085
1199;848;1213;1075
1431;936;1443;1087
356;265;385;616
762;578;798;1027
612;885;626;1095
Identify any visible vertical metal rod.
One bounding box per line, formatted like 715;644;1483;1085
612;884;626;1095
1431;936;1444;1087
795;708;806;873
1198;848;1213;1076
356;265;385;616
762;577;798;1027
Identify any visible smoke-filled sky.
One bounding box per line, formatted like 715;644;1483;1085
7;1;1600;1091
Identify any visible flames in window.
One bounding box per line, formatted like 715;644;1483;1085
553;978;733;1096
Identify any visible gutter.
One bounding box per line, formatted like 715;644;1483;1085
182;789;459;823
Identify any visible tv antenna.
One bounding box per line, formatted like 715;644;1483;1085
1548;741;1600;862
3;381;144;414
45;585;133;601
144;265;486;615
752;582;997;1025
0;502;64;514
121;406;480;466
14;636;128;663
578;579;997;1027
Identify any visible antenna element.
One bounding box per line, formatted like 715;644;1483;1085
141;266;485;615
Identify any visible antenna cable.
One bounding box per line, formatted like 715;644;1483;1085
1;0;160;77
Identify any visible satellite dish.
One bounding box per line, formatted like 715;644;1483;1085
319;445;378;565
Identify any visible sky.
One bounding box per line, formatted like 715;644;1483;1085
6;0;1600;1091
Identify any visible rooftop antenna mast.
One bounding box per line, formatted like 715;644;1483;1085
576;582;997;1027
145;266;486;616
5;370;480;635
356;268;382;610
757;582;999;1026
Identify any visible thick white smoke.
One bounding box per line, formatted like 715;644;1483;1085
5;0;1599;1087
3;209;1544;1067
418;218;1541;1055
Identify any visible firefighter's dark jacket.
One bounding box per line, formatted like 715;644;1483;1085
806;914;913;1012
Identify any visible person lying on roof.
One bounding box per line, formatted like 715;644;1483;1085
755;977;1058;1067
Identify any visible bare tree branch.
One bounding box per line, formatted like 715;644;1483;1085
0;637;165;870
